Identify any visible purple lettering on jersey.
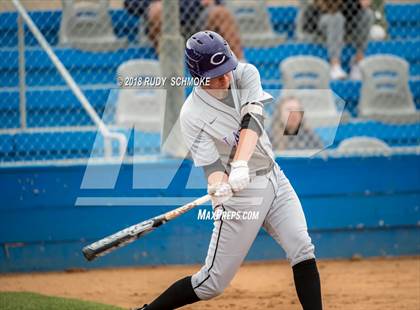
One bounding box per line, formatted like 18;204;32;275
223;137;230;146
233;131;240;145
223;131;240;147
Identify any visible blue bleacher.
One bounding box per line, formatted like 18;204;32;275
0;46;157;87
4;4;415;47
252;39;420;80
0;3;419;161
0;129;161;161
268;4;420;41
1;4;419;46
268;6;297;39
315;121;420;148
385;3;420;40
0;39;419;88
0;134;13;154
263;80;420;117
1;79;418;128
0;120;417;162
0;10;140;48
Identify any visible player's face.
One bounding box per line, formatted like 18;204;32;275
202;72;232;100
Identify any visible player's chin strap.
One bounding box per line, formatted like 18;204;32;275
228;71;241;114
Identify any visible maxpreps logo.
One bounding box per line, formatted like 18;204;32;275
75;88;345;207
197;208;259;221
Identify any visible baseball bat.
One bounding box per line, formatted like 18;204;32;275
82;194;211;261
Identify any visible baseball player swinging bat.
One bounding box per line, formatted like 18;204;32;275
82;194;211;261
130;30;322;310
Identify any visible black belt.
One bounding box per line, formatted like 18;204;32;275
255;163;274;176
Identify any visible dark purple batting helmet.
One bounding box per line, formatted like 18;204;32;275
185;31;238;79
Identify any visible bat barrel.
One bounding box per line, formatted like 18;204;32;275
81;195;210;261
81;219;156;261
82;233;136;261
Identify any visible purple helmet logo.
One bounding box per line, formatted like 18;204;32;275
210;52;226;65
185;31;238;79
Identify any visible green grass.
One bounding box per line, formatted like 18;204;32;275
0;292;124;310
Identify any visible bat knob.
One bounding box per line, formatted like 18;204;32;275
82;246;97;261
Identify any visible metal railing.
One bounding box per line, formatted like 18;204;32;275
11;0;127;160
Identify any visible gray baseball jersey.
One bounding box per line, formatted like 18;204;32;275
180;62;274;175
179;62;316;301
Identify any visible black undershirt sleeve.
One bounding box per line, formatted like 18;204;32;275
241;113;264;136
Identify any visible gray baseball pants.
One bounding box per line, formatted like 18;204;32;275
191;164;315;300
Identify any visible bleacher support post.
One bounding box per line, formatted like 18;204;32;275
17;14;26;129
160;0;188;157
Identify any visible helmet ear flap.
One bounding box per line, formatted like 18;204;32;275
185;55;201;78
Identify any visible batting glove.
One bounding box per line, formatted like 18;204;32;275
208;182;233;206
228;160;250;192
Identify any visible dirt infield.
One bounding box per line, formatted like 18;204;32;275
0;256;419;309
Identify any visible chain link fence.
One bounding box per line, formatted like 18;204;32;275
0;0;419;164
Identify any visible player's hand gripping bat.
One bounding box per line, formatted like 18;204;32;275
82;194;211;261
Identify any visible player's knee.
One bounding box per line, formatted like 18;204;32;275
288;235;315;266
199;285;225;300
207;284;225;299
193;277;228;300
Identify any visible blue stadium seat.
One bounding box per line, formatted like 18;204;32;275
0;87;113;127
366;41;420;64
261;79;420;117
247;39;420;77
385;4;420;40
0;46;156;87
1;11;419;88
267;4;420;41
13;131;98;160
0;10;140;48
1;4;418;48
385;4;420;24
0;88;19;128
269;4;420;40
0;11;61;48
1;79;418;129
0;129;161;161
0;112;20;129
315;121;420;148
2;121;417;161
0;134;13;154
267;6;297;39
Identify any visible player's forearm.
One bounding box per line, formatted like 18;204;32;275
233;128;259;162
